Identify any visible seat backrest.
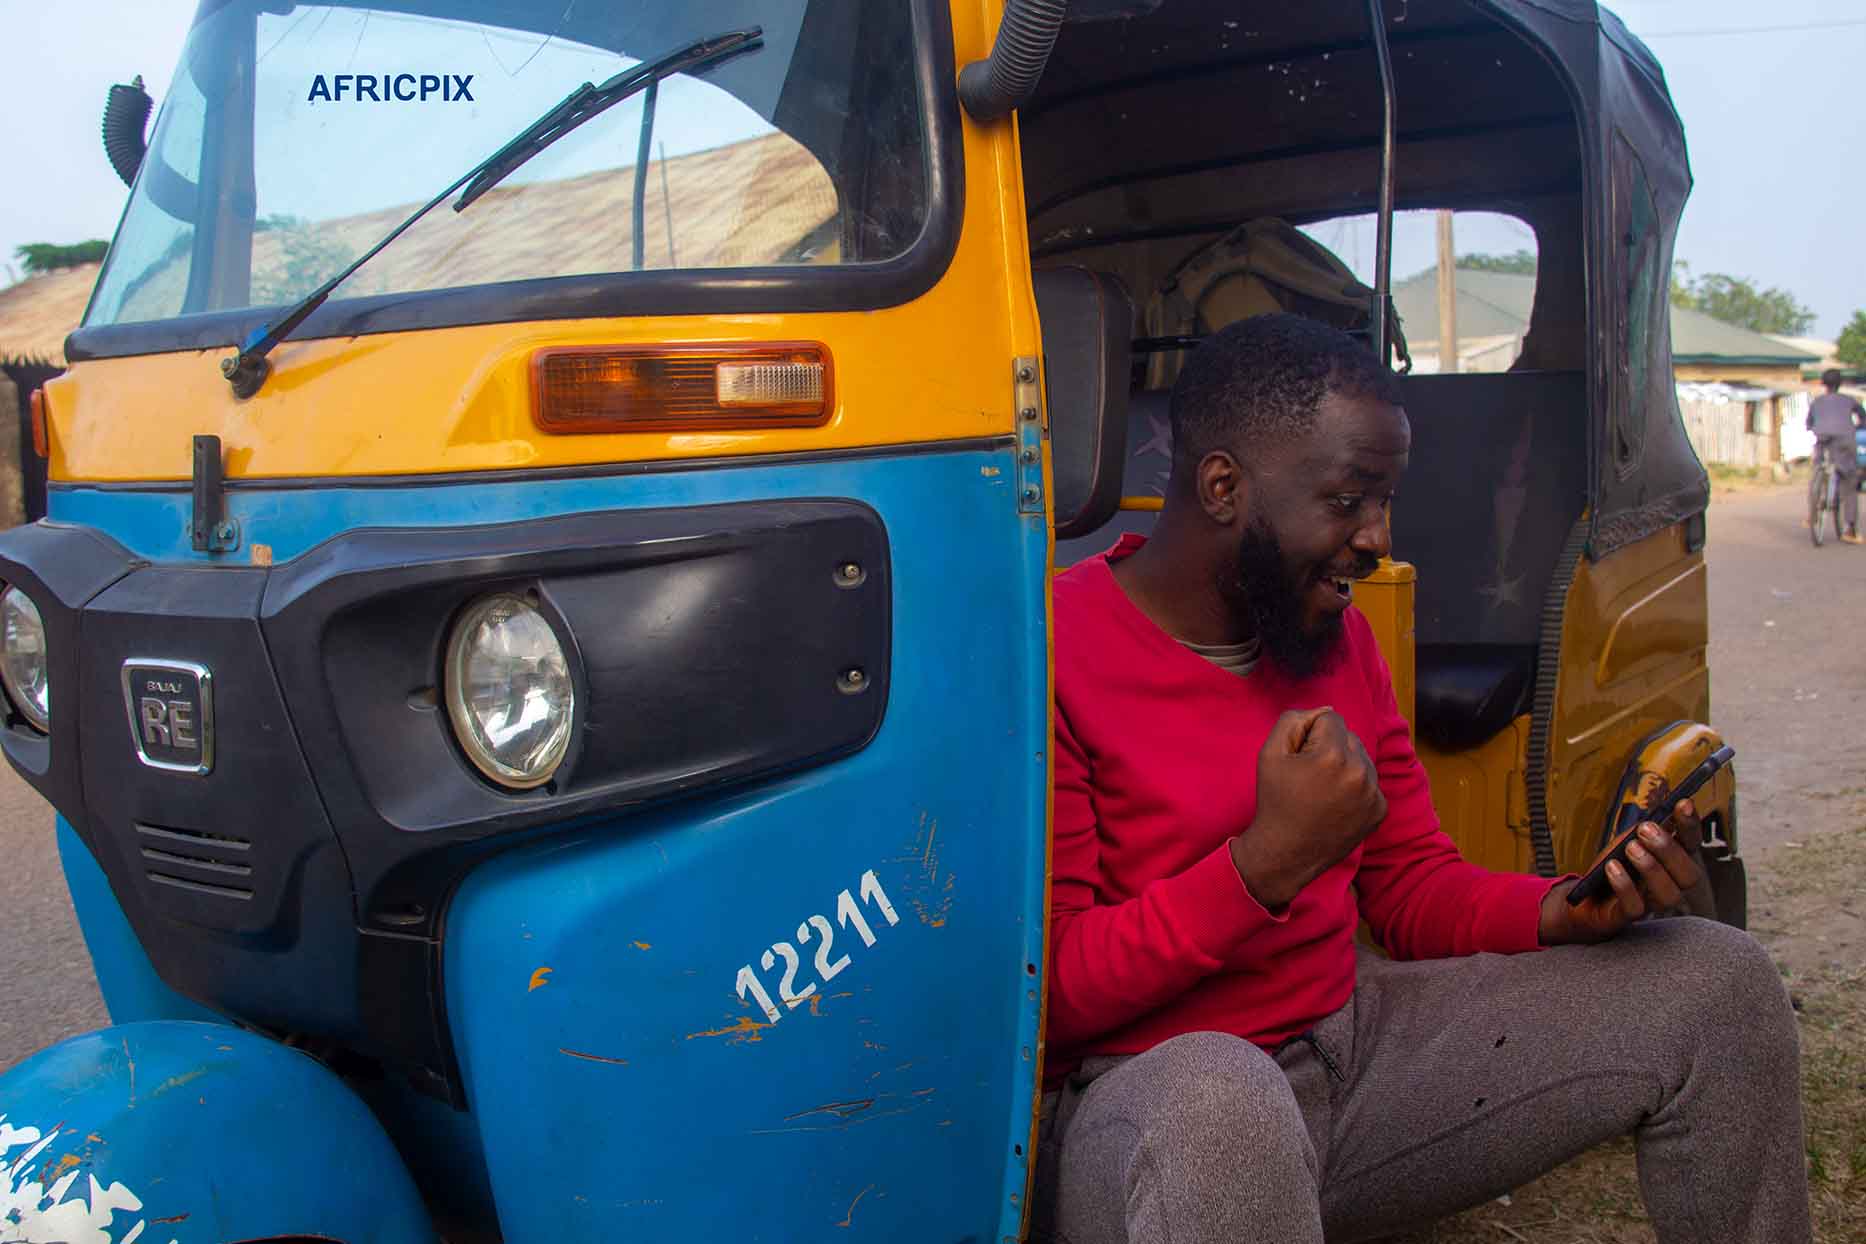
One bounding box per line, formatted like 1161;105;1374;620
1035;267;1134;539
1397;371;1587;646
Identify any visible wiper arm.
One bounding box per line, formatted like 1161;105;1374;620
221;26;763;399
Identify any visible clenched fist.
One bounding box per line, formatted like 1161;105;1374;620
1230;707;1388;911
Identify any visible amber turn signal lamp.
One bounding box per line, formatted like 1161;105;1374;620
531;343;832;434
27;389;47;459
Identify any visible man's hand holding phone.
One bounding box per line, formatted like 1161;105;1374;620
1537;798;1706;945
1538;744;1730;944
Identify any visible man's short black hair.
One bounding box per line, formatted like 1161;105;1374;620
1822;368;1843;391
1168;312;1404;472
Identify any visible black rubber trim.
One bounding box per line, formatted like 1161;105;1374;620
1704;852;1746;930
64;0;963;364
1523;519;1590;877
46;435;1016;496
1704;793;1746;929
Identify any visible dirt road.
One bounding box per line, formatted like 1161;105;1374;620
0;758;106;1070
0;481;1859;1073
1704;480;1866;989
1706;480;1866;861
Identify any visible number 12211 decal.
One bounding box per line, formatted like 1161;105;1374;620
735;869;901;1024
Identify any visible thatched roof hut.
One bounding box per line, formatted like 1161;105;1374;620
0;263;100;367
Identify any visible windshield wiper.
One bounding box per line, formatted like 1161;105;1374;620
221;26;763;399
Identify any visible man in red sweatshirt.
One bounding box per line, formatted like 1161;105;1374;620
1034;314;1808;1243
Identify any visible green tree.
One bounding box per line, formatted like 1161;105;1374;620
1669;261;1815;335
14;240;109;274
1400;250;1537;283
1456;249;1537;275
1835;310;1866;369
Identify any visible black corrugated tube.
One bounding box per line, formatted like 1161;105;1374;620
102;75;152;189
958;0;1068;122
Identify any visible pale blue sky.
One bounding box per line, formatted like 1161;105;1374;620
4;1;1862;335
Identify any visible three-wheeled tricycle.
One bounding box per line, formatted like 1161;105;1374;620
1;1;1741;1239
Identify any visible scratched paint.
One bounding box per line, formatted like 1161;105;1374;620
835;1184;875;1228
148;1069;205;1100
557;1048;629;1067
893;814;956;928
0;1116;178;1244
749;1090;934;1137
683;1015;772;1045
784;1099;874;1122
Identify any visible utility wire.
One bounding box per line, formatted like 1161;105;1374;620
1640;17;1866;37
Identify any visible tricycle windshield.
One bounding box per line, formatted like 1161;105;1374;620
87;0;928;329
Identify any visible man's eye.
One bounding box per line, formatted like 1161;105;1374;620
1331;495;1363;514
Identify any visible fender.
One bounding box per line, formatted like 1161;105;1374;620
1603;720;1745;929
0;1022;434;1244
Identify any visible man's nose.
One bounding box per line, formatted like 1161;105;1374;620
1350;505;1392;560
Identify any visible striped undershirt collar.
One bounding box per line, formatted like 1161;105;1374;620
1181;635;1263;678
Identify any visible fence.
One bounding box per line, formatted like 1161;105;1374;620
1676;385;1809;468
1678;397;1772;467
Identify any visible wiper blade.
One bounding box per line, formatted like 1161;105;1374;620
220;26;763;399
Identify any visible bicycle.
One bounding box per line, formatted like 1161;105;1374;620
1808;436;1846;547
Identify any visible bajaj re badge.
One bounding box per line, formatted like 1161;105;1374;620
122;659;214;775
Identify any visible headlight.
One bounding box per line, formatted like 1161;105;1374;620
0;586;49;732
443;593;574;789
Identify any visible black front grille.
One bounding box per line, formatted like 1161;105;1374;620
136;823;254;901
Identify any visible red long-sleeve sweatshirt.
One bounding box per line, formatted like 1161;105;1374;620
1047;535;1556;1084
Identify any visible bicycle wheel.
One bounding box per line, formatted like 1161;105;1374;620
1809;465;1828;546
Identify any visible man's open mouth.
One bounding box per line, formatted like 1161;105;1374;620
1310;571;1356;615
1311;561;1377;615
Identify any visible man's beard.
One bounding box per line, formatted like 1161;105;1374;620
1220;517;1363;679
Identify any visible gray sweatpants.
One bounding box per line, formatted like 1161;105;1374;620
1032;918;1809;1243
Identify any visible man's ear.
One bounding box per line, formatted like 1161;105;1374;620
1196;450;1247;525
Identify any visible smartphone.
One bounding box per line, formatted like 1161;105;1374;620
1565;745;1734;907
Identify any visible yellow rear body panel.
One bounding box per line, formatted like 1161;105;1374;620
1548;524;1709;868
1418;716;1534;874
